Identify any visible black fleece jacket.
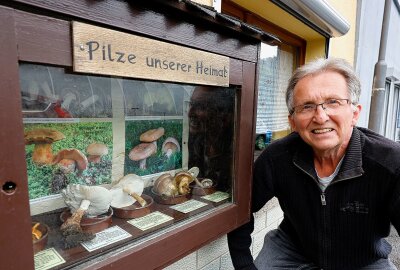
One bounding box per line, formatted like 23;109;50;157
228;127;400;270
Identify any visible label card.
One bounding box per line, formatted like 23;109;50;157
128;211;174;231
34;248;65;270
81;226;131;252
170;199;208;213
202;191;230;203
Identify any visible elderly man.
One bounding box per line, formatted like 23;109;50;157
228;58;400;269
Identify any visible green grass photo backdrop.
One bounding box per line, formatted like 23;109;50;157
124;119;183;176
25;122;113;199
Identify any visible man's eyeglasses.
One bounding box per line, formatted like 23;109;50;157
290;98;351;116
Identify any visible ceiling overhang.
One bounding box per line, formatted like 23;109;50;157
270;0;350;38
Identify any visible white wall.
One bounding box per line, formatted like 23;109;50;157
354;0;400;128
354;0;384;127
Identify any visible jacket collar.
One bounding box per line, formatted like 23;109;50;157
292;127;364;182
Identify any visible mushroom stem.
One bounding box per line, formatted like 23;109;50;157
122;187;147;207
178;178;191;195
193;177;204;188
32;143;54;165
139;159;147;169
87;155;101;163
165;149;173;158
60;199;90;233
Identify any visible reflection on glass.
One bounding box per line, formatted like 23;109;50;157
20;63;112;118
256;42;296;145
188;86;235;192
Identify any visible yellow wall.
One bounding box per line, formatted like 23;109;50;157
325;0;357;64
229;0;326;60
228;0;357;63
192;0;213;6
305;38;326;63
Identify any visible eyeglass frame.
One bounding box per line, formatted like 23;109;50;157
289;98;353;116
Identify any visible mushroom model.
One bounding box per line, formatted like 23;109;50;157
61;184;112;244
162;137;180;158
110;174;147;208
24;128;65;165
153;173;179;197
153;167;200;196
129;142;157;169
52;148;88;173
174;171;196;195
86;143;108;163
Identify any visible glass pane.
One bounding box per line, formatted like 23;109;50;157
255;42;296;149
21;63;236;269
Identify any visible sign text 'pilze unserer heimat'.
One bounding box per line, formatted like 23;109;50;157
72;22;229;86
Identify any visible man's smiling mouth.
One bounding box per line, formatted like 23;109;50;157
312;128;333;134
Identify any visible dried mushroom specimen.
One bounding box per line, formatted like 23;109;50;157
24;128;65;165
32;223;42;240
174;171;195;195
153;167;200;197
153;173;179;197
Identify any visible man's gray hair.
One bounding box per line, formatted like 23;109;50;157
285;58;361;114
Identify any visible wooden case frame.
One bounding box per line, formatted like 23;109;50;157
0;1;258;269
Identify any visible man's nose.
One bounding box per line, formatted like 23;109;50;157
313;104;329;122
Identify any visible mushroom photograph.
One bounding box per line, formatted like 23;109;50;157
24;122;113;199
124;120;182;176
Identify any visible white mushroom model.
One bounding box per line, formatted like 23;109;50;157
61;184;112;234
162;137;180;158
110;174;147;208
187;166;206;188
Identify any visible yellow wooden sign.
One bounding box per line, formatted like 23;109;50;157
72;22;229;86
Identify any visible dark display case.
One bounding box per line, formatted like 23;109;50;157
0;1;275;269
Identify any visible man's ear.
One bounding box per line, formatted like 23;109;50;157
351;104;362;126
288;114;297;132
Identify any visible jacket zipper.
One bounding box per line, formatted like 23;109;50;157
320;193;326;206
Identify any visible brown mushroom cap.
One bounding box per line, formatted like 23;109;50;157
128;142;157;169
153;173;178;197
25;128;65;144
53;149;88;172
24;128;66;165
128;142;157;161
86;143;108;156
139;127;165;142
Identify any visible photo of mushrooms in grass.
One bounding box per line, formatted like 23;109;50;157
124;120;183;176
24;122;113;199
